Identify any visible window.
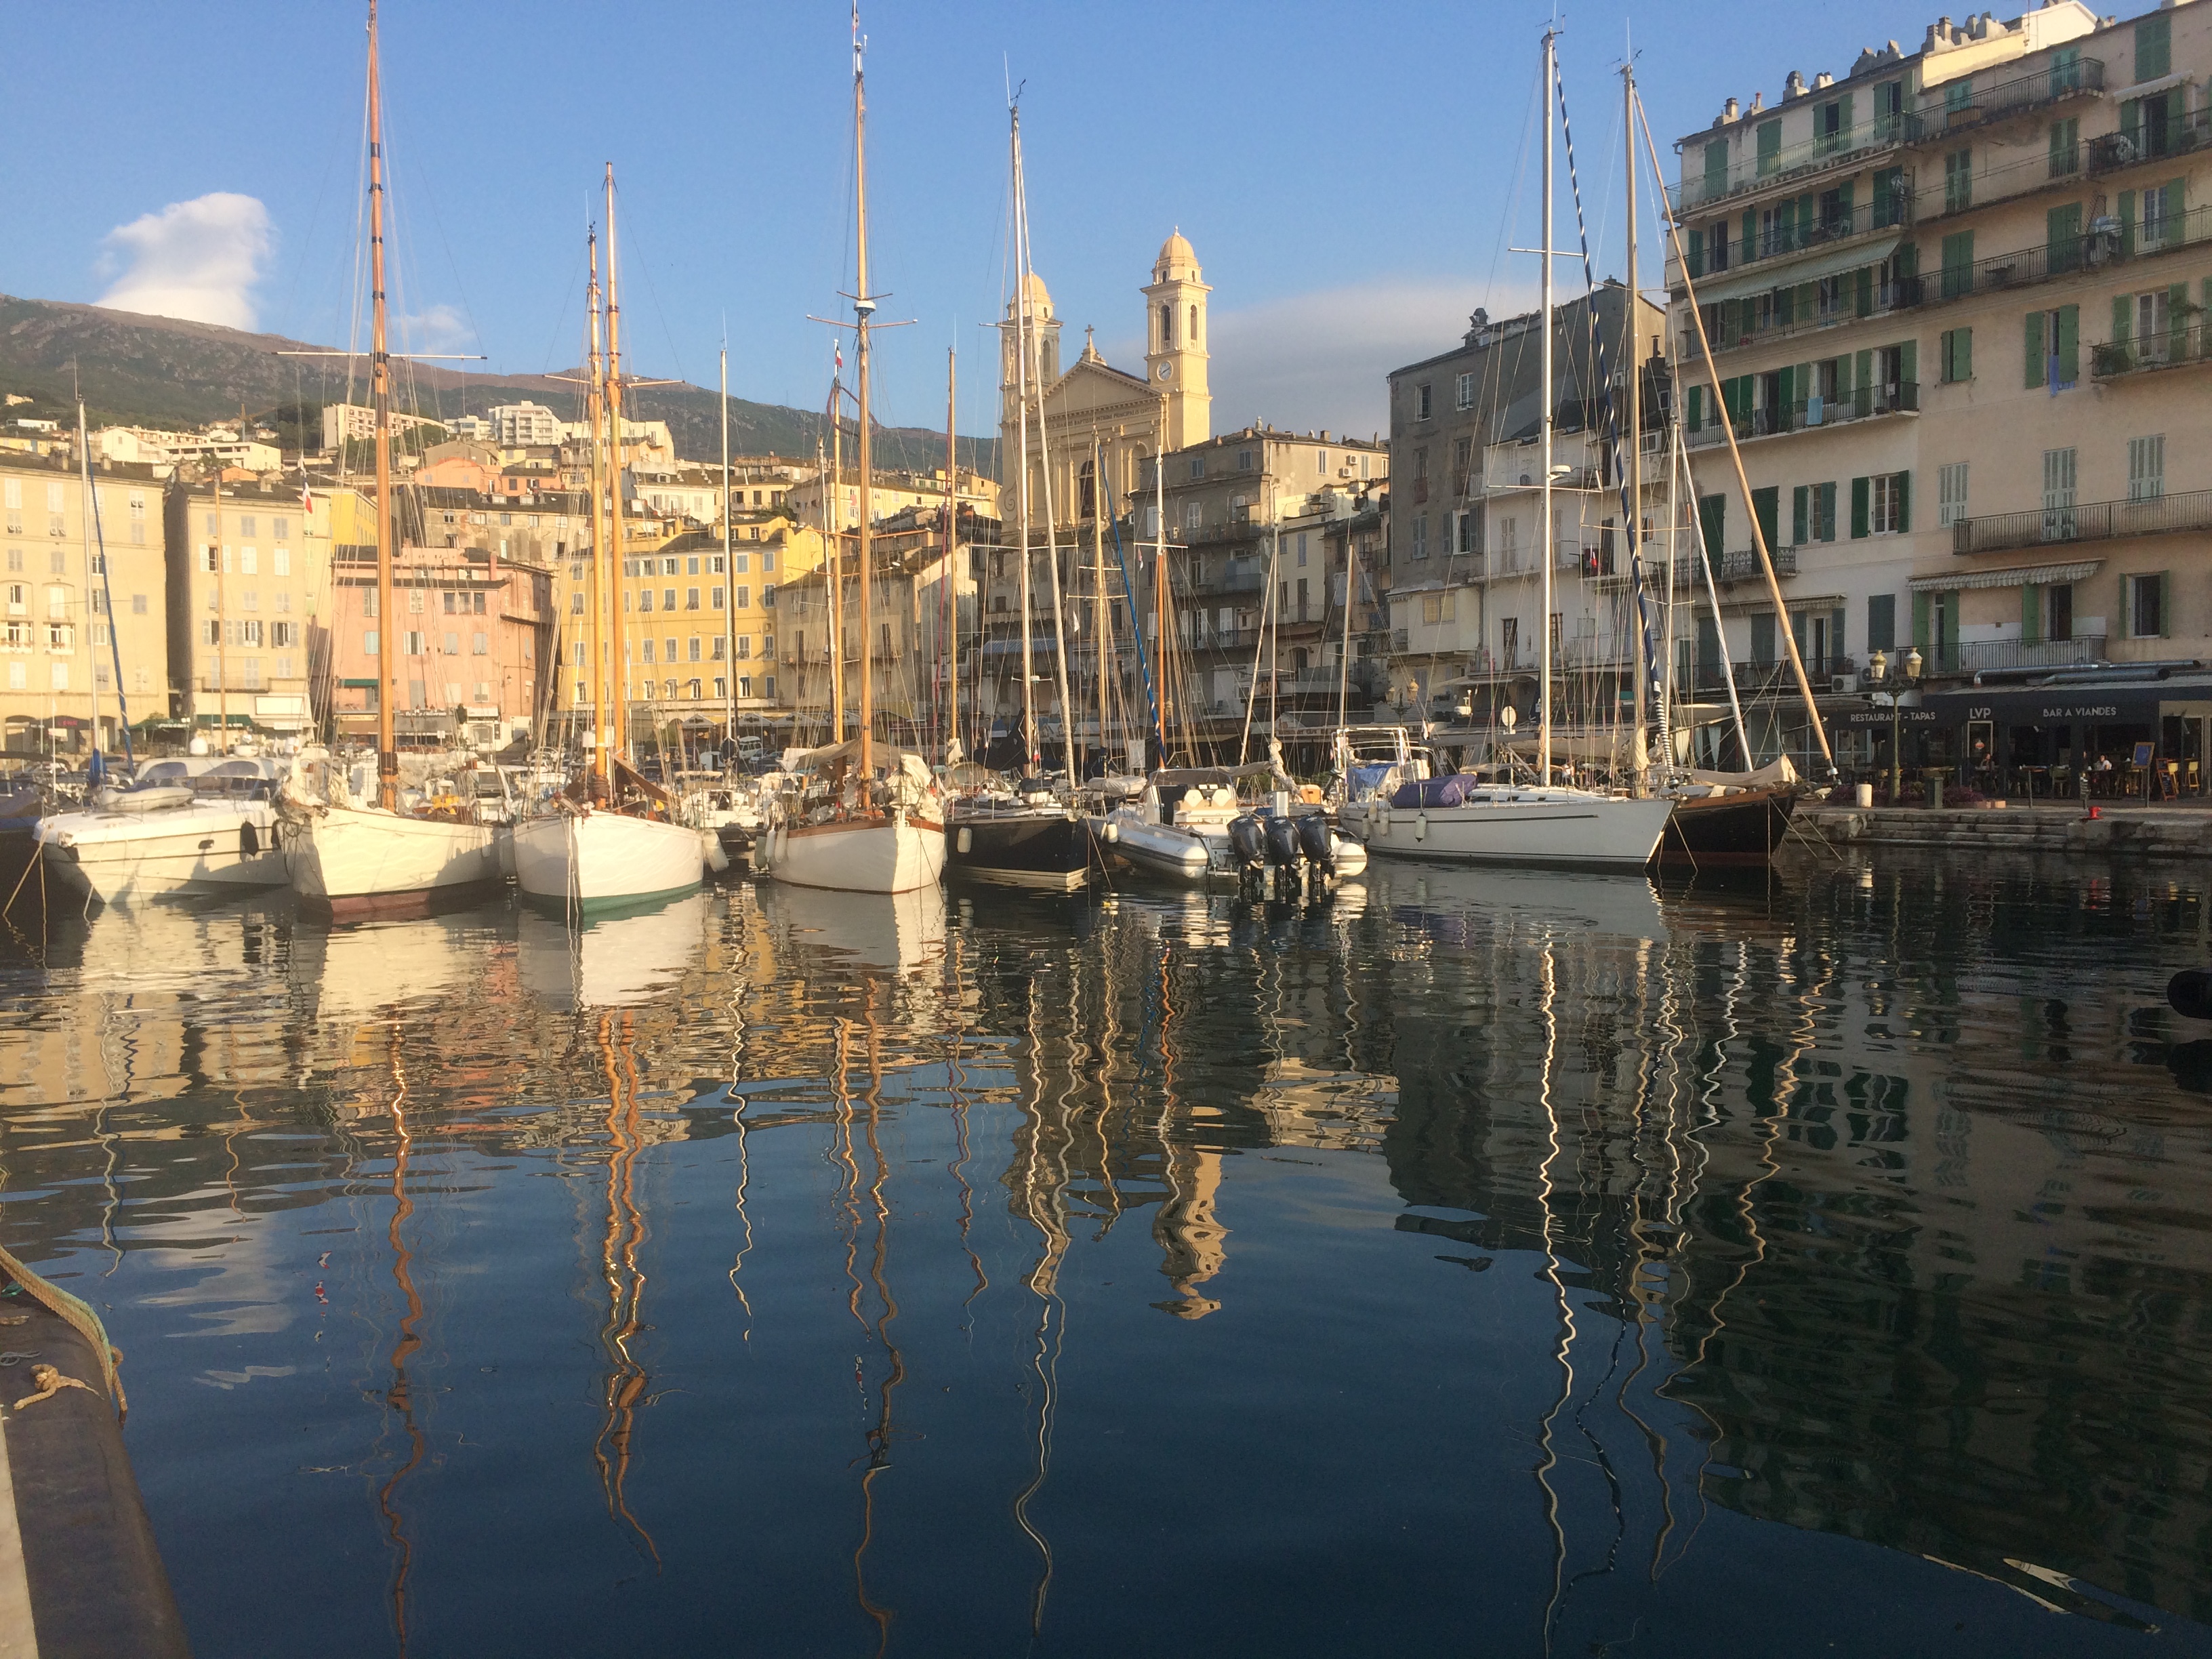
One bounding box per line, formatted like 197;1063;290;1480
2024;305;2078;390
1867;594;1896;652
2129;434;2165;502
2049;117;2080;178
443;630;459;655
2132;287;2173;361
687;588;700;610
407;589;424;613
2129;571;2167;638
734;586;750;610
2042;447;2078;539
404;630;426;655
687;556;699;575
443;590;458;615
1412;514;1428;560
1236;449;1252;471
1851;472;1911;537
711;585;725;609
1184;501;1203;531
1787;482;1837;544
44;586;63;619
472;630;489;655
131;593;147;615
1755;118;1782;177
127;493;145;544
365;630;380;655
640;588;654;613
49;663;66;693
1189;457;1206;480
1418;592;1456;625
272;621;297;648
1455;372;1476;410
1938;327;1973;383
762;584;776;609
1415;384;1432;421
687;636;701;663
572;592;585;614
238;514;256;537
2137;12;2171;81
662;588;676;611
715;636;730;660
1944;148;1972;213
1814;96;1849;156
642;638;657;664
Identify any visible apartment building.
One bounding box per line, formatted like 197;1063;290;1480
0;452;171;754
487;402;565;447
1672;0;2212;775
1385;284;1668;735
162;474;333;738
318;404;447;452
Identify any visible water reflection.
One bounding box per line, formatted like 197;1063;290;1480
0;857;2203;1652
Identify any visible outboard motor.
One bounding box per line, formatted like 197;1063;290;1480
1294;812;1336;874
2170;968;2212;1022
1227;814;1269;872
1263;813;1303;869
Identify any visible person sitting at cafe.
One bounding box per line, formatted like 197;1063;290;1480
2093;752;2114;795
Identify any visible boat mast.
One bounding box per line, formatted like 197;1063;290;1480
1624;60;1648;790
721;342;735;748
825;422;842;745
944;348;960;764
852;9;874;785
369;0;396;804
585;230;611;781
1012;116;1079;782
1539;26;1557;788
1153;392;1171;762
1092;437;1109;772
1009;111;1036;776
603;163;631;768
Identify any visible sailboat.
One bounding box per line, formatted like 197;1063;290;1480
511;170;706;914
281;0;502;918
760;18;947;895
1347;30;1672;872
945;104;1091;890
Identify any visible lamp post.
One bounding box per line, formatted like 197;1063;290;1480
1866;644;1923;804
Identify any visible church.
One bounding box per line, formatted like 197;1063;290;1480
997;231;1213;531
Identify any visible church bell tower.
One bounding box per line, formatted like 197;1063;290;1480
1143;230;1211;451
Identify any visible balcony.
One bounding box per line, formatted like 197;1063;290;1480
2091;325;2211;381
1952;487;2212;555
1681;194;1911;285
1670;114;1914;216
1915;56;2104;135
1954;635;2107;673
1686;381;1918;450
2088;108;2212;176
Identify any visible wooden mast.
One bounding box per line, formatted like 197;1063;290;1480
720;343;736;747
368;0;397;804
1009;111;1036;776
852;7;875;787
603;163;631;769
944;347;959;763
585;230;611;781
1624;59;1649;789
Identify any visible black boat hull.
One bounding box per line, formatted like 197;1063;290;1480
1658;786;1797;866
947;808;1091;890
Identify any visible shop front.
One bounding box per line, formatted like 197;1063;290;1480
1920;682;2212;800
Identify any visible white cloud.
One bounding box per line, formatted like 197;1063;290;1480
1108;279;1538;441
398;303;473;355
95;192;273;331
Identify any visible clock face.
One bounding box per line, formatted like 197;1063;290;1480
1156;363;1173;382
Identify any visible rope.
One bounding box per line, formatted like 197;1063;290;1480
0;1243;125;1417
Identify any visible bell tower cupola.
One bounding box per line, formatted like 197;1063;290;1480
1143;229;1211;451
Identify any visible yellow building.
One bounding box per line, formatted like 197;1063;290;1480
166;473;333;741
0;451;172;754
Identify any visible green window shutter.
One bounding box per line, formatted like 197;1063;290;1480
1818;481;1838;541
1686;384;1704;431
1792;486;1809;544
1688;228;1704;278
1698;493;1727;559
1900;338;1917;388
2137;14;2171;81
2022;583;2041;647
1757;119;1782;172
1704;139;1728;202
1853;350;1873;409
2158;571;2171;637
1873;169;1893;224
2024;310;2045;387
2169;282;2188;350
2165;179;2184;224
1895;471;1911;533
1839;94;1854;144
2057;304;2078;384
1753;487;1780;552
1940;329;1956;380
1831;606;1847;661
1777;365;1796;409
1856;266;1875;316
1743;211;1757;262
1778;285;1795;327
1839;181;1855;218
1943;591;1959;655
1941;230;1975;299
2112;294;2132;346
1912;590;1931;651
2121;98;2142;147
1956;326;1971;381
1851;476;1871;539
2118;190;2135;258
1896;241;1919;279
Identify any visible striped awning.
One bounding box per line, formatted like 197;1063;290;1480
1910;558;2100;593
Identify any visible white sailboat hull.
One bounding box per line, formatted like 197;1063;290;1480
762;811;946;895
37;804;288;905
1346;791;1673;869
287;804;504;916
512;810;704;912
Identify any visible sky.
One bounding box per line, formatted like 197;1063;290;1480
0;2;1913;440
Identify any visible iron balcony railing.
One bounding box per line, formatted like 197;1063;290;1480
2091;325;2211;380
2089;108;2212;175
1954;635;2106;672
1687;382;1919;449
1917;56;2104;131
1670;112;1915;215
1684;194;1912;280
1951;487;2212;554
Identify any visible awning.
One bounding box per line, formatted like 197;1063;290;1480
1910;558;2100;593
1689;235;1901;307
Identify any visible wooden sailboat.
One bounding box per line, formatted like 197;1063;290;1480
512;168;706;914
945;105;1091;890
282;0;503;918
1347;30;1671;872
761;16;947;895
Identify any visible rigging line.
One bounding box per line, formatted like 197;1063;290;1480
605;176;688;390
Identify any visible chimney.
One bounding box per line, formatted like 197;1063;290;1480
1723;96;1740;121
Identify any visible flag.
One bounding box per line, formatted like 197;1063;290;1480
300;482;313;519
835;344;844;374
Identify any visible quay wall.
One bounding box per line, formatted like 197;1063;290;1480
1801;804;2212;860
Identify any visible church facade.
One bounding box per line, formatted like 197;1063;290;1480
996;231;1213;535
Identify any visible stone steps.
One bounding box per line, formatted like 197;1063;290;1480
1800;804;2212;858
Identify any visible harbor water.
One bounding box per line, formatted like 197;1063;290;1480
2;856;2210;1656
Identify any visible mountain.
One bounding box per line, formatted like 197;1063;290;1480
0;294;996;477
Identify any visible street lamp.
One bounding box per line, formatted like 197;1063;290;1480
1866;644;1923;804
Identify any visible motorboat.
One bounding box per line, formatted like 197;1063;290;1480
1345;774;1675;870
38;758;289;905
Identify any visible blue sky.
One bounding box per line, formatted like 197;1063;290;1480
1;2;1905;438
